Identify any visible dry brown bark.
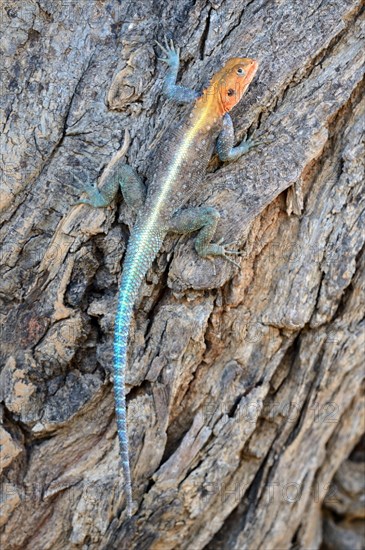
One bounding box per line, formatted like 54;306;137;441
1;1;364;549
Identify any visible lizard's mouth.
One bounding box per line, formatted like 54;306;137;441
246;59;259;83
237;59;259;98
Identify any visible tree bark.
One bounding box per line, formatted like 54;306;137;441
1;1;364;549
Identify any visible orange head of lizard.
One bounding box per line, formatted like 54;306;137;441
202;57;259;118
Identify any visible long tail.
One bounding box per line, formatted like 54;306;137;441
113;222;164;516
113;292;134;516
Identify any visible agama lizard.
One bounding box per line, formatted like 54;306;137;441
78;38;259;516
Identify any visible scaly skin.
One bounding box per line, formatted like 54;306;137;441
78;38;259;516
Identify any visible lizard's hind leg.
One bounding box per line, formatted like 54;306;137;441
169;206;241;268
77;136;146;210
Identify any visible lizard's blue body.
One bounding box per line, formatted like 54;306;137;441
79;39;259;516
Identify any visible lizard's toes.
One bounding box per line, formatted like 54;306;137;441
223;254;241;270
155;40;168;55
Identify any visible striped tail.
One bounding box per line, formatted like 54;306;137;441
113;291;134;516
113;222;164;516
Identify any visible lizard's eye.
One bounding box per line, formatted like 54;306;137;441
227;88;235;96
236;67;245;75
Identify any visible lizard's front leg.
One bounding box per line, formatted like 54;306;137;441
155;37;199;104
217;113;263;162
169;206;240;268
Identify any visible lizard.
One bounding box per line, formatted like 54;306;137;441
77;38;259;517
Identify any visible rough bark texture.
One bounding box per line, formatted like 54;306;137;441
0;1;364;549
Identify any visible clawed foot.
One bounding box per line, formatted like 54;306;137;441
74;182;110;208
219;243;242;270
239;131;273;153
72;129;130;208
155;36;180;66
202;239;242;270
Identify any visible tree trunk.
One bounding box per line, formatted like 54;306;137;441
1;1;363;549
